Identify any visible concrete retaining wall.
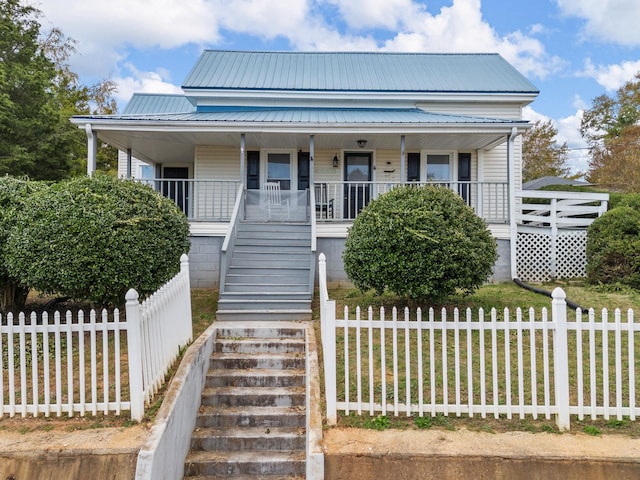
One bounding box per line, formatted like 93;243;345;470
135;323;218;480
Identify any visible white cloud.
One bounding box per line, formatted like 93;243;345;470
326;0;425;31
580;58;640;91
556;0;640;45
381;0;561;80
114;65;183;103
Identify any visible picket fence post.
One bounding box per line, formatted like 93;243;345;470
126;288;145;422
552;287;570;431
318;253;338;425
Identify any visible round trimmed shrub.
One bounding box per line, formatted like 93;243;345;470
0;176;47;311
586;206;640;287
5;175;191;306
342;185;497;299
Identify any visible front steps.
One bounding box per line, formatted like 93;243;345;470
183;324;307;479
217;222;313;321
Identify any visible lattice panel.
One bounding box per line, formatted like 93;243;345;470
517;232;552;282
556;231;587;279
516;230;588;282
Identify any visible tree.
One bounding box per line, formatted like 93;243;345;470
0;1;117;180
522;120;571;183
581;73;640;191
0;176;46;311
342;185;497;300
5;175;191;306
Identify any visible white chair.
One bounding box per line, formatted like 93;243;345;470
264;182;290;219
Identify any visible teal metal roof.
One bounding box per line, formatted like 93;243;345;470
84;107;525;126
183;51;538;94
122;93;195;115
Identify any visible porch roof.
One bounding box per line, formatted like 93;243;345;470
73;105;528;164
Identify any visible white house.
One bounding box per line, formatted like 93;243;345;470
72;50;539;318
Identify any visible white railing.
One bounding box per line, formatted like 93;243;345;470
137;179;240;222
517;190;609;229
319;254;639;431
315;181;509;223
0;254;192;421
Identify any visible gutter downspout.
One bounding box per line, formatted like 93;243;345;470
508;126;518;280
85;123;97;176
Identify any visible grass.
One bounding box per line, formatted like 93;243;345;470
316;279;640;436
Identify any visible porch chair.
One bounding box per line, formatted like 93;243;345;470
263;182;290;219
315;183;334;219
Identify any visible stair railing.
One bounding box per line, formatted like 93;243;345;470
219;184;245;294
309;187;317;295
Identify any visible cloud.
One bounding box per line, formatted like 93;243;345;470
580;58;640;91
326;0;425;30
114;65;183;103
556;0;640;45
380;0;561;80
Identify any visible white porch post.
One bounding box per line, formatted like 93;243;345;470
400;135;406;181
508;127;518;279
240;133;246;187
85;124;97;176
309;135;315;187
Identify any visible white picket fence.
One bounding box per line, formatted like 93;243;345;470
318;254;639;430
0;254;192;421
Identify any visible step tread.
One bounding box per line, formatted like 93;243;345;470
191;426;305;439
203;386;305;395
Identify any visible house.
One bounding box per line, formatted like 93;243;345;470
72;50;538;318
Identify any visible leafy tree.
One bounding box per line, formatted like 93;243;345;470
342;185;497;300
586;206;640;288
0;176;46;311
522;120;571;183
5;175;191;306
0;0;117;180
581;73;640;191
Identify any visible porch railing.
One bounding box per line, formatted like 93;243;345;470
314;181;509;223
138;178;508;224
136;179;240;222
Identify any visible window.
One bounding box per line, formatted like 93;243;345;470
426;154;450;181
267;153;291;190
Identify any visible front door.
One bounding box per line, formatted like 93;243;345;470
267;152;291;190
344;152;372;219
162;167;189;216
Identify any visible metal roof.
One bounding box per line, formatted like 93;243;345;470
122;93;195;115
182;50;539;94
85;107;525;126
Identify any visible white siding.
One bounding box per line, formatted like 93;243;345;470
117;150;152;178
416;101;524;120
195;146;241;180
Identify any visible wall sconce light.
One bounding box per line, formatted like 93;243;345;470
357;139;367;148
332;155;339;168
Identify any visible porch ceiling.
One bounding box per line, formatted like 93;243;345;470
98;129;510;165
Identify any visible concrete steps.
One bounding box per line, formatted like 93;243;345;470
217;222;313;321
183;324;307;479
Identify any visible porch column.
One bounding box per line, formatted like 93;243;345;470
126;148;132;179
508;127;518;279
400;135;406;181
309;135;315;186
85;124;97;176
240;134;246;187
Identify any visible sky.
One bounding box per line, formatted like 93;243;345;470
30;0;640;174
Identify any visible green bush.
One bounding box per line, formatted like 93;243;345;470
608;192;640;211
5;175;191;306
342;185;497;300
586;206;640;287
0;176;47;311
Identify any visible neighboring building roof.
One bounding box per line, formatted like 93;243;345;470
523;176;593;190
93;105;527;126
122;93;195;115
182;50;539;94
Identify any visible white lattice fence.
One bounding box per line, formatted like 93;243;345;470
517;229;587;282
